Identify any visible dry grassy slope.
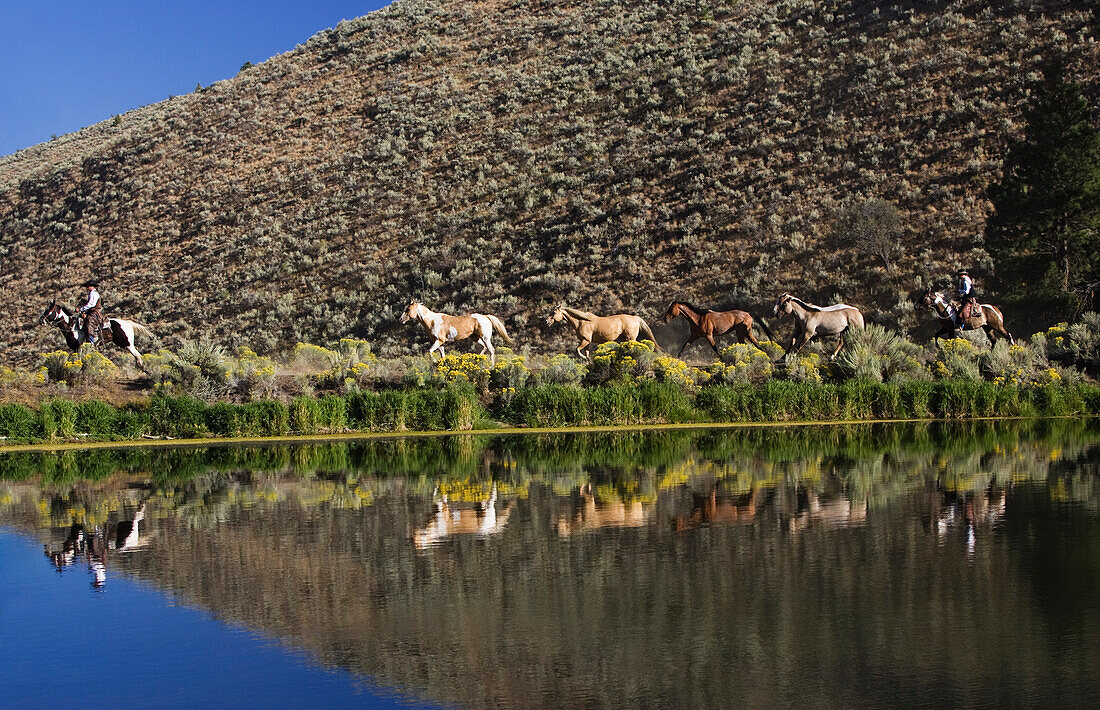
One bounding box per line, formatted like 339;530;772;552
1;0;1097;365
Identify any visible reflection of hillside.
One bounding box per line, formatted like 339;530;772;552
2;423;1100;707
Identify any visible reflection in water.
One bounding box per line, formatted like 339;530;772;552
3;420;1100;708
44;503;147;588
414;484;513;549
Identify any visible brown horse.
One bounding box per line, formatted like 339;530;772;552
919;288;1014;345
400;301;515;364
545;304;658;361
663;301;776;357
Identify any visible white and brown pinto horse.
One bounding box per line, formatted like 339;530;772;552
545;304;659;361
919;288;1014;345
400;301;515;364
38;301;152;369
772;293;865;359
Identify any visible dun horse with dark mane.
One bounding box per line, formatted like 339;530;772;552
772;293;865;359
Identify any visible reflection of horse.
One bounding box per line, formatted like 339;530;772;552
400;301;515;364
772;293;865;359
663;301;776;357
555;485;652;535
670;488;757;531
934;487;1006;557
919;288;1014;345
785;490;866;535
44;505;147;588
545;304;658;361
38;300;152;369
413;486;512;550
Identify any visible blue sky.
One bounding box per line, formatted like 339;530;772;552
0;1;392;157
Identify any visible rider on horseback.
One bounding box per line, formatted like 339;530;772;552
955;269;977;328
78;280;105;345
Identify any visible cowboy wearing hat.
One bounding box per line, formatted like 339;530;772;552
78;280;105;344
955;269;977;326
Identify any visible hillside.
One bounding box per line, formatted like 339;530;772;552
1;0;1097;365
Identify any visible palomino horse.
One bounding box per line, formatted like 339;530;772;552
400;301;515;364
663;301;777;357
919;287;1014;345
772;293;865;359
38;301;152;370
545;304;658;361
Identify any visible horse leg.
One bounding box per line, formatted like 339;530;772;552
676;336;696;358
577;339;591;361
429;340;445;360
127;344;145;371
983;325;996;346
483;337;496;365
830;335;845;360
706;333;720;357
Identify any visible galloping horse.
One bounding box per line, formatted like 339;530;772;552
545;304;658;361
919;287;1014;345
400;301;515;364
663;301;777;357
772;293;865;359
38;301;152;369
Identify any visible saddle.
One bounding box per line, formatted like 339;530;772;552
953;301;984;329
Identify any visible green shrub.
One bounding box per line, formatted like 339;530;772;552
75;400;117;438
0;403;40;440
41;399;77;440
205;402;240;437
239;400;290;436
148;395;207;438
834;325;926;383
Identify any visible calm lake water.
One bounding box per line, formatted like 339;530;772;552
2;421;1099;709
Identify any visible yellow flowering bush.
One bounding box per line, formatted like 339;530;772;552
36;348;118;384
586;340;657;384
228;346;278;399
653;355;697;391
930;338;981;381
489;349;530;400
786;352;824;383
707;343;773;384
433;352;492;389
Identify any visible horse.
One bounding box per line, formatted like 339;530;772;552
400;301;515;364
544;304;658;361
771;293;865;359
38;300;152;370
918;287;1014;345
663;301;777;357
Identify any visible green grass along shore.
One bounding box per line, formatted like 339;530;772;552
2;379;1099;448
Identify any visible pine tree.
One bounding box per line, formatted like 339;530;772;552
986;65;1100;316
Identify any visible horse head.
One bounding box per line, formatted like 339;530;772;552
38;300;63;326
400;301;422;324
918;287;936;309
773;293;793;317
663;301;682;323
545;304;566;327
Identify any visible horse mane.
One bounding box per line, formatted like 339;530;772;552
58;304;74;317
674;301;712;316
561;305;597;321
787;295;823;312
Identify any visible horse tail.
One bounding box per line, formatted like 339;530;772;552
750;313;777;342
638;319;661;352
128;322;153;340
485;314;516;347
